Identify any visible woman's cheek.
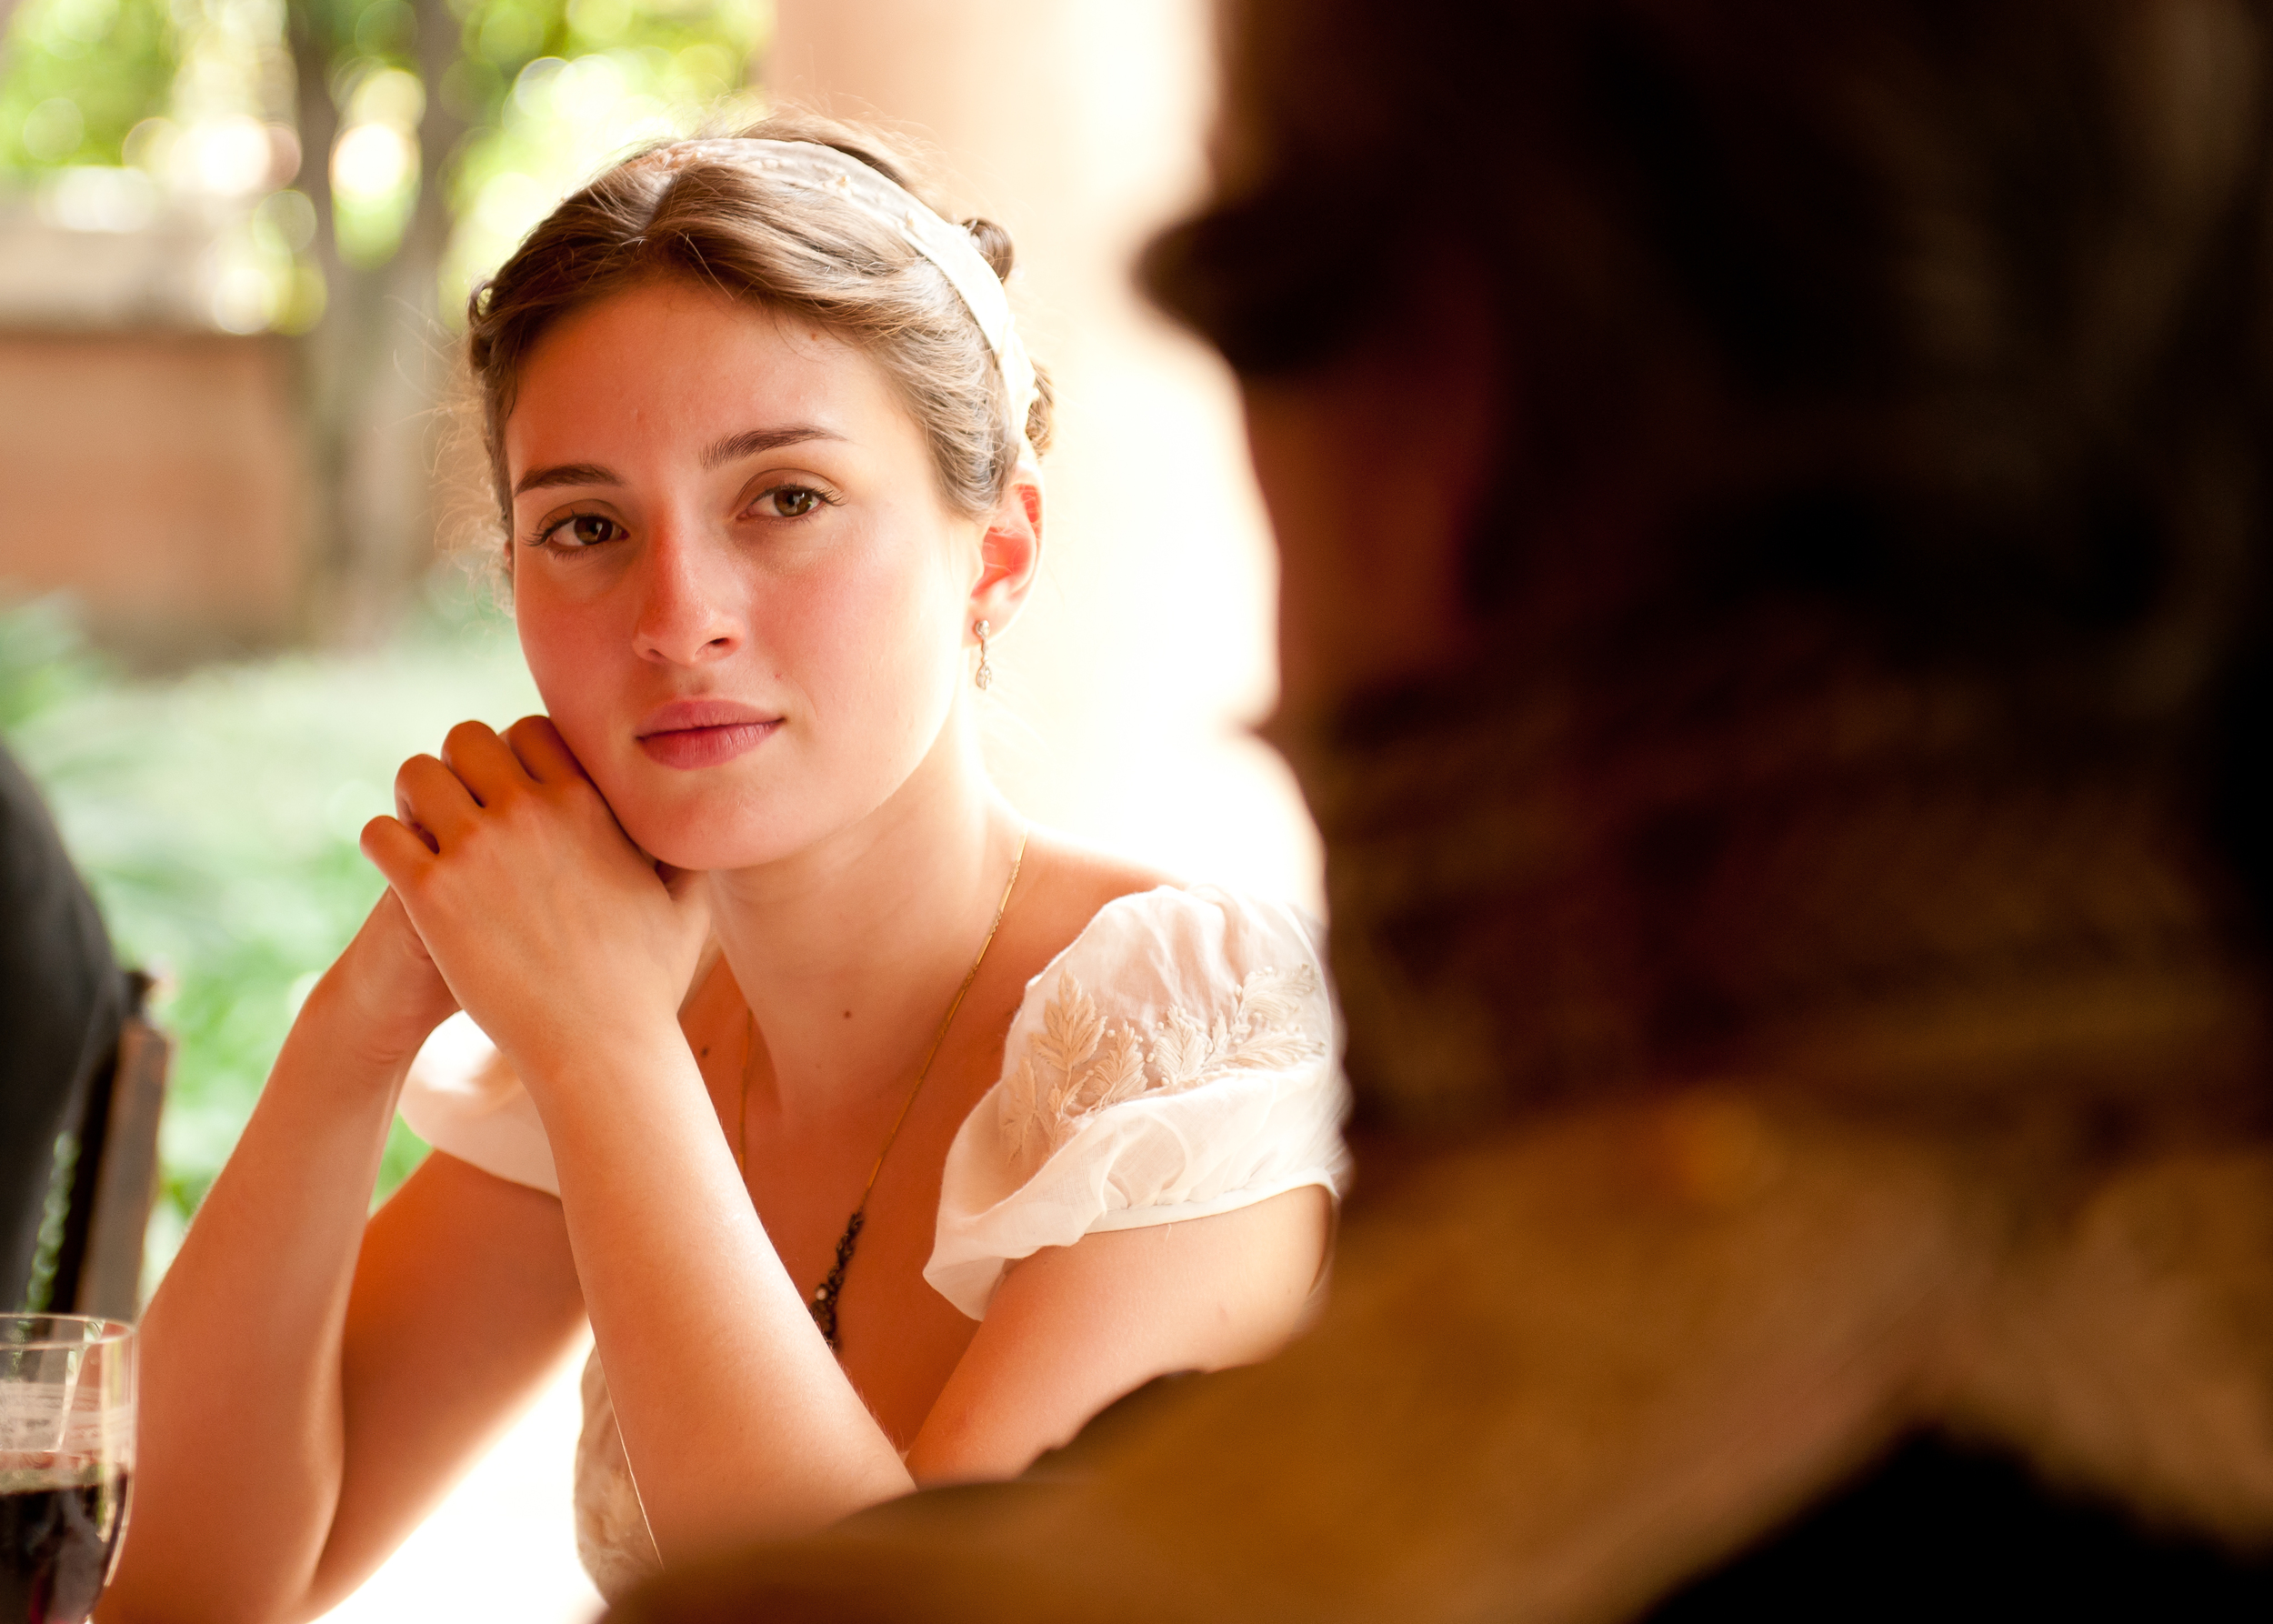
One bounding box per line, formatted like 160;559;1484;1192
515;606;624;772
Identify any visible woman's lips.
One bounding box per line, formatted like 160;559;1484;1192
635;700;781;770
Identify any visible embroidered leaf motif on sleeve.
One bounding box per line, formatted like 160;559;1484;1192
1006;972;1099;1161
1004;962;1326;1158
1034;973;1104;1076
1003;1052;1045;1161
1071;1025;1147;1116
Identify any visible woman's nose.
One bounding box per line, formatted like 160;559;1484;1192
631;525;743;667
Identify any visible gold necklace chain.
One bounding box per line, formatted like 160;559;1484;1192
736;827;1029;1350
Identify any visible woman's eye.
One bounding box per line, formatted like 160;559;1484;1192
540;513;624;548
755;485;826;519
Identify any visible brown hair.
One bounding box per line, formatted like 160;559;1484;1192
466;111;1054;535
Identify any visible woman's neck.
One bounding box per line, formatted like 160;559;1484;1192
703;717;1019;1120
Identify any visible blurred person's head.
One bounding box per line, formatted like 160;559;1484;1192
1146;0;2273;1143
462;115;1052;872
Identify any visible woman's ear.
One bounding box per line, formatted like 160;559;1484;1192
967;470;1044;633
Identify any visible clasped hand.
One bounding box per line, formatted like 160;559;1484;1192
360;717;709;1084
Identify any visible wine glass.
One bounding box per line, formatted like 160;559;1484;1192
0;1316;135;1624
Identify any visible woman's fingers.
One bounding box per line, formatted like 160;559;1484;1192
395;719;586;856
360;814;437;886
439;720;533;807
503;715;589;786
388;717;626;875
395;753;481;848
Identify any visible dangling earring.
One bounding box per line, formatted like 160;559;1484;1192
973;619;994;690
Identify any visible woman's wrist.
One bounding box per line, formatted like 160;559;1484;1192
281;888;464;1087
498;1008;696;1120
292;956;451;1088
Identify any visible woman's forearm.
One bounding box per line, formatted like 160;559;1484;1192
530;1019;914;1560
102;975;415;1624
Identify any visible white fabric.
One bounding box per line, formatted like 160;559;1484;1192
397;1010;558;1195
396;883;1349;1601
572;1347;658;1599
926;883;1349;1317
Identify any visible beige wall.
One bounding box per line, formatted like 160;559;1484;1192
768;0;1321;908
0;332;304;660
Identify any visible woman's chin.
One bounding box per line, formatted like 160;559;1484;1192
589;773;762;873
599;753;924;876
630;830;776;875
614;807;822;876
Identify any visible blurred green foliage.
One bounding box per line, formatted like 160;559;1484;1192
0;0;766;316
439;5;762;314
0;0;177;171
443;0;760;133
0;582;541;1278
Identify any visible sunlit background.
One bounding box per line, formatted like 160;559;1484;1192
0;0;1304;1614
0;0;764;327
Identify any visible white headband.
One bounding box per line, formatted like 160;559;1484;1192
653;137;1039;466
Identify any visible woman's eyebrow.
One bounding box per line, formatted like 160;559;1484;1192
703;426;845;469
512;427;845;497
513;461;619;497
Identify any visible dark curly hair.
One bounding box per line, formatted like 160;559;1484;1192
1148;0;2273;1132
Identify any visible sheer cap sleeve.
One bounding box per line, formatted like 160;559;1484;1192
924;883;1350;1319
397;1011;560;1195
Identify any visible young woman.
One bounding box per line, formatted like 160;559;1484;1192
103;116;1346;1622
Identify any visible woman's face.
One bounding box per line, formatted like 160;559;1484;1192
506;277;989;872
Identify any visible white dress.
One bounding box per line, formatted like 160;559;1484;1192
397;883;1350;1599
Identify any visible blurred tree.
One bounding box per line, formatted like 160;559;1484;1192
289;0;468;642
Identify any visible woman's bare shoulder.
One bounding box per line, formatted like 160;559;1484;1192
1014;827;1179;951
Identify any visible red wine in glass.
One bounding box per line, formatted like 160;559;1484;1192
1;1317;135;1624
0;1470;131;1624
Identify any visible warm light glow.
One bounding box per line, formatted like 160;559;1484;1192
332;121;416;201
208;262;278;333
184;114;273;197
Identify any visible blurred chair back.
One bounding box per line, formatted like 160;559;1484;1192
47;969;172;1322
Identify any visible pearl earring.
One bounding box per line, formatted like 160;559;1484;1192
973;619;994;690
